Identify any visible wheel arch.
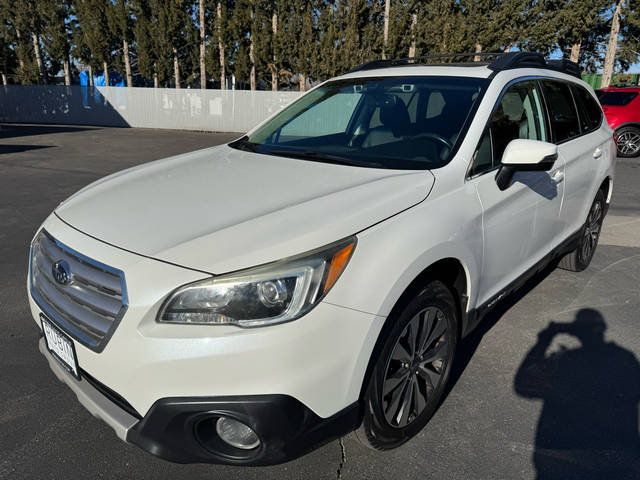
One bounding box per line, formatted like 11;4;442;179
357;256;470;399
614;122;640;132
599;176;612;204
385;258;469;336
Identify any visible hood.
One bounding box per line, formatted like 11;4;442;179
55;145;434;273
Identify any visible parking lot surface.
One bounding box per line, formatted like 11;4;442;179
1;124;639;480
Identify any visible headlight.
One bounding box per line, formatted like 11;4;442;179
157;237;356;327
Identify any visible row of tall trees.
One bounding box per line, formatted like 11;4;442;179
1;0;640;90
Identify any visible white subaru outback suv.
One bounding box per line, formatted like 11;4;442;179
28;53;614;465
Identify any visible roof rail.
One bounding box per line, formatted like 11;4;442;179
486;52;546;71
545;59;581;78
347;52;582;79
347;52;503;73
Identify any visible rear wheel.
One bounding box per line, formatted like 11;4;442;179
616;126;640;158
355;280;458;450
558;189;605;272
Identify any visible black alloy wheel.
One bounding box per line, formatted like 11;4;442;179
578;194;603;266
382;306;450;428
558;189;606;272
355;279;458;450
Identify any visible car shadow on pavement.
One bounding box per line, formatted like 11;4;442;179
514;308;640;479
445;263;640;479
0;144;54;155
446;262;559;397
0;124;97;140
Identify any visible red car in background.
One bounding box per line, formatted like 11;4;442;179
596;87;640;157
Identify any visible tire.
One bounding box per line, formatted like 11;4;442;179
355;280;458;450
558;189;605;272
616;126;640;158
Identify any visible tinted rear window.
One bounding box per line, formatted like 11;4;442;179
571;85;603;132
541;80;581;143
597;91;638;106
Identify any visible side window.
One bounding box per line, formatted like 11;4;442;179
469;81;546;177
540;80;581;143
571;85;603;133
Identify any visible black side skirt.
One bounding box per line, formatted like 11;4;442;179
462;228;582;337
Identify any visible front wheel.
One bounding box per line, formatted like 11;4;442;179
616;126;640;158
355;280;458;450
558;189;605;272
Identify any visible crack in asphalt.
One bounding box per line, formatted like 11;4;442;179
336;437;346;480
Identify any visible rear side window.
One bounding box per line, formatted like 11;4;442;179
540;80;580;143
571;85;603;133
597;91;638;106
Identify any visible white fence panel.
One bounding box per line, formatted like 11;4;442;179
0;85;303;133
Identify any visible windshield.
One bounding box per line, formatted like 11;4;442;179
596;90;638;106
231;76;489;170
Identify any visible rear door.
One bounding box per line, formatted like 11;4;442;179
468;79;564;306
540;80;605;237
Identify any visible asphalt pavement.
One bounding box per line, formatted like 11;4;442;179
1;124;639;480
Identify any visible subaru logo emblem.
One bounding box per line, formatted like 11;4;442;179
52;260;71;286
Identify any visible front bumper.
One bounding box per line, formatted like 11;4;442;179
30;215;382;464
39;337;359;465
38;338;139;440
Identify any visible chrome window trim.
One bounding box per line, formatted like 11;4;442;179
465;75;602;181
465;76;545;181
29;229;129;353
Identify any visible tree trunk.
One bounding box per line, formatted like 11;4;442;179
217;2;226;90
123;39;133;87
1;73;7;86
173;48;180;88
602;0;625;88
474;43;483;62
569;42;581;63
153;71;159;88
299;73;306;92
199;0;206;89
15;29;25;73
249;32;256;91
103;60;110;85
272;12;278;91
382;0;390;59
32;32;46;84
63;58;71;85
89;64;94;86
408;13;417;58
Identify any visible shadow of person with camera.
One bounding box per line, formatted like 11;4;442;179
514;308;640;479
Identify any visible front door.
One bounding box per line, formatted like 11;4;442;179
468;79;565;306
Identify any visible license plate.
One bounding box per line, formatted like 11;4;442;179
41;314;80;379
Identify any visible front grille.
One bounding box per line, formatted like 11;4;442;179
30;230;128;352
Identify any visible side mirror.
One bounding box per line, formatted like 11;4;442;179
496;139;558;191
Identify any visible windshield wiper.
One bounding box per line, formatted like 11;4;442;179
266;149;382;168
229;136;257;152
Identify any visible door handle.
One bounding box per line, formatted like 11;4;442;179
593;148;603;159
551;170;564;183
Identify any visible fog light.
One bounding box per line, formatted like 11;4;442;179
215;417;260;450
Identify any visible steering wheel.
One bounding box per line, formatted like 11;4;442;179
413;132;454;151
